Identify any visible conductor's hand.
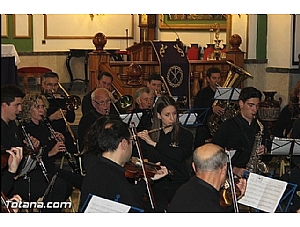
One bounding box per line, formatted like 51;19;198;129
213;105;225;116
151;162;169;181
6;147;23;174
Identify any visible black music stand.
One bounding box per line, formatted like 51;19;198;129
214;87;241;101
179;108;209;127
120;112;142;127
270;137;300;176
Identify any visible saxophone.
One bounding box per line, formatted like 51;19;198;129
246;118;269;174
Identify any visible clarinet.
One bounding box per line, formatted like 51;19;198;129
35;172;58;212
43;117;81;174
16;117;50;183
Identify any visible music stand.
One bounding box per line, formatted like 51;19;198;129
270;137;300;176
179;108;209;127
214;87;241;101
120;112;142;127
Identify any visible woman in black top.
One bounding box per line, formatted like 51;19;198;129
138;95;194;210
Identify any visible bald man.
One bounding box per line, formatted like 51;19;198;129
168;143;246;213
78;88;119;151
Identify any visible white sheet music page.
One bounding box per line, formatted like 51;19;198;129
84;195;131;213
238;173;287;213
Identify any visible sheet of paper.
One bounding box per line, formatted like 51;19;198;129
120;112;142;126
271;137;300;155
238;173;287;213
179;113;198;125
84;195;131;213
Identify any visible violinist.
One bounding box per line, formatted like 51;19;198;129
168;143;247;213
79;119;169;212
137;95;194;210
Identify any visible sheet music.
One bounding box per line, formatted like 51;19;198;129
294;140;300;155
178;113;198;125
84;195;131;213
238;173;287;213
214;87;241;101
120;112;142;126
271;137;300;155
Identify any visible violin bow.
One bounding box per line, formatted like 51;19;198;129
130;122;156;209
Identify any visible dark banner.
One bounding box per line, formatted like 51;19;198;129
150;41;190;108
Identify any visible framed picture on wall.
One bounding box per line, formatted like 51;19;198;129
292;14;299;66
159;14;229;30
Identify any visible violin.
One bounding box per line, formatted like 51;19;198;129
220;177;242;207
1;191;15;213
124;157;173;180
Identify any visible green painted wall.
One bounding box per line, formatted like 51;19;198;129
1;14;33;52
256;14;267;60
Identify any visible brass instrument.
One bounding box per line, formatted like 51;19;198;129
58;83;81;111
208;61;253;135
246;118;269;174
111;83;133;111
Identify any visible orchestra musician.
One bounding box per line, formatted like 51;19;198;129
212;87;271;178
81;71;114;115
19;92;82;190
133;87;154;132
78;88;119;151
41;72;78;159
193;66;225;149
273;80;300;138
79;119;168;212
1;84;68;212
146;72;163;100
137;95;194;210
168;143;247;212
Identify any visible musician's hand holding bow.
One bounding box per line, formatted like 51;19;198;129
6;147;23;174
137;130;157;147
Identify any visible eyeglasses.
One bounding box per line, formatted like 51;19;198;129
93;99;111;106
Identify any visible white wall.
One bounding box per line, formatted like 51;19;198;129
267;14;293;68
30;14;249;53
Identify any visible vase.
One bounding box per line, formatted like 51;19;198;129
258;90;281;122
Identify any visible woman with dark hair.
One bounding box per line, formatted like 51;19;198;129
137;95;194;210
273;80;300;138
